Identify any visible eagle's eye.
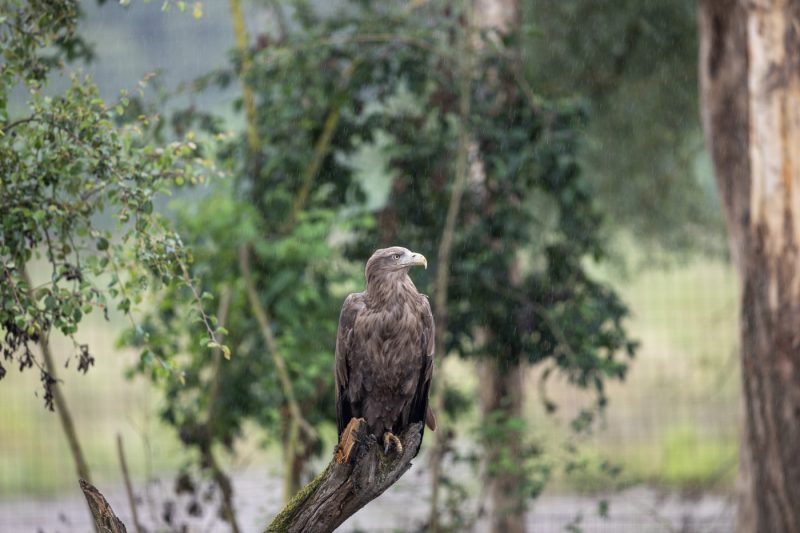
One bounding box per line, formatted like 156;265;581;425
393;254;401;260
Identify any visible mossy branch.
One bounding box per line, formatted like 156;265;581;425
266;421;424;533
78;422;423;533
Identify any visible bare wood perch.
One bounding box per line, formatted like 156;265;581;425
79;420;423;533
79;479;127;533
266;419;424;533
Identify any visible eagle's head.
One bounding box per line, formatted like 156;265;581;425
365;246;427;285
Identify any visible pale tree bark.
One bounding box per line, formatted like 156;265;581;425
471;1;526;532
699;1;800;532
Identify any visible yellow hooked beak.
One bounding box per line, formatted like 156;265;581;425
405;252;428;269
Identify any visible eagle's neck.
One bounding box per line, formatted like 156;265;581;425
365;272;418;309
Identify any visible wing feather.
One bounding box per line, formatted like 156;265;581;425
335;292;365;438
406;295;435;438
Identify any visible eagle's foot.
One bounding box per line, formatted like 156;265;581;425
383;432;403;455
335;417;365;465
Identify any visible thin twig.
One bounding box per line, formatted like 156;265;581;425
21;266;97;533
20;267;92;482
281;60;358;233
291;32;447;59
228;0;259;153
116;434;143;533
203;446;242;533
238;245;315;439
199;284;242;533
176;256;224;352
207;285;232;429
0;115;38;134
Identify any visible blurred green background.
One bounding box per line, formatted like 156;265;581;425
0;1;739;531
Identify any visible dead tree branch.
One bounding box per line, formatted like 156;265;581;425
77;421;422;533
266;420;424;533
79;479;127;533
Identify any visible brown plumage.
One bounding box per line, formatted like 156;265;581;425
335;246;436;456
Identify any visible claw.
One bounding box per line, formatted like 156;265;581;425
382;432;403;455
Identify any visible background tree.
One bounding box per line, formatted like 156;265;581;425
129;0;378;513
527;0;725;256
344;2;636;531
1;0;749;531
0;0;223;520
699;1;800;531
131;3;635;532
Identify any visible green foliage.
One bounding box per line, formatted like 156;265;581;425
342;9;637;402
127;0;383;464
656;424;736;489
339;1;639;519
132;0;636;511
0;0;220;405
127;188;360;449
524;0;725;254
478;410;552;502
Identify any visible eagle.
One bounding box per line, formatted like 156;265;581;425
335;246;436;457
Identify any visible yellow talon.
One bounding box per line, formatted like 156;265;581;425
383;432;403;455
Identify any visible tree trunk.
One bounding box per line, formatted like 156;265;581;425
470;1;525;531
284;430;314;501
699;1;800;531
478;359;526;533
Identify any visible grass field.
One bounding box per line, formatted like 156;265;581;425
0;257;740;497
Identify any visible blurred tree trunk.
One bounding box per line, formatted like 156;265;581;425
478;360;526;533
699;1;800;531
472;1;526;532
